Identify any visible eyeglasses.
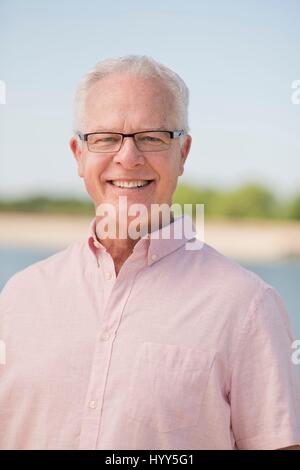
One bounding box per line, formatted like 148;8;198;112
77;130;185;153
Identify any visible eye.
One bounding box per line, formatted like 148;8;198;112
146;136;161;142
140;136;162;143
96;136;119;143
90;134;121;145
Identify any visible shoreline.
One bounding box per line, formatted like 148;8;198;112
1;212;300;262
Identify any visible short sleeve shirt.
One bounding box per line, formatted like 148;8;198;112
0;214;299;449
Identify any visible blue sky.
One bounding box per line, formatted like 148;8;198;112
0;0;299;199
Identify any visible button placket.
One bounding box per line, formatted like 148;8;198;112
79;247;148;450
78;332;116;450
99;252;116;314
99;330;112;342
88;400;98;409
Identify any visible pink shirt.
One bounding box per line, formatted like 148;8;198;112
0;214;299;450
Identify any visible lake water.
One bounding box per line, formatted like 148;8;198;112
1;247;299;377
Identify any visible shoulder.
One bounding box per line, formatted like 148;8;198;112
183;240;271;297
185;242;289;342
0;240;86;302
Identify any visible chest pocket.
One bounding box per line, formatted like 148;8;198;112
125;342;215;433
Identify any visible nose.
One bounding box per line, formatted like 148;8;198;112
113;136;145;169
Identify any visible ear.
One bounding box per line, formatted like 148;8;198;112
179;135;192;176
70;136;84;178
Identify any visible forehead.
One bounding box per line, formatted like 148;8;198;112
83;74;177;131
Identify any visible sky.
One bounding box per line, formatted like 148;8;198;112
0;0;299;199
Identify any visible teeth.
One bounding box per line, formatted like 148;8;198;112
111;180;150;188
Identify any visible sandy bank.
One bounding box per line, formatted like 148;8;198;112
1;212;300;262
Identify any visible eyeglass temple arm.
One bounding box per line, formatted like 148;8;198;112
172;130;186;139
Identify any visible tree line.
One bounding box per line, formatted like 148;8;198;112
0;182;299;220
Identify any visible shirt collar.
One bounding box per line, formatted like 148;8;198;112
87;214;198;266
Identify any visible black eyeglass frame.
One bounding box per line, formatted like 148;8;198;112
77;129;186;152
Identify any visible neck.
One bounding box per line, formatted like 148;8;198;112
95;210;175;273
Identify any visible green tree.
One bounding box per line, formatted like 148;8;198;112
287;194;300;220
214;183;277;218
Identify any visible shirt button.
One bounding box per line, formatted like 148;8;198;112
151;253;157;261
88;400;97;409
105;272;112;280
100;331;111;341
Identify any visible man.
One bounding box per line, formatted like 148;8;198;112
0;55;299;450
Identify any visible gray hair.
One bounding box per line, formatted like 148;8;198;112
73;55;190;136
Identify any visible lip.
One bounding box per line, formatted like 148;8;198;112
106;179;155;193
106;178;154;182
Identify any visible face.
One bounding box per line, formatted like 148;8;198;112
70;74;192;233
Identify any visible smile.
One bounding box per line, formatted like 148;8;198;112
107;180;154;189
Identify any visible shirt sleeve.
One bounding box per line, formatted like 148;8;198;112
230;285;300;450
0;280;12;368
0;278;14;313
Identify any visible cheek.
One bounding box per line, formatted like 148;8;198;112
80;156;109;204
154;154;182;183
151;159;179;201
82;155;107;183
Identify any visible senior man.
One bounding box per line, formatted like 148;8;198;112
0;55;300;450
